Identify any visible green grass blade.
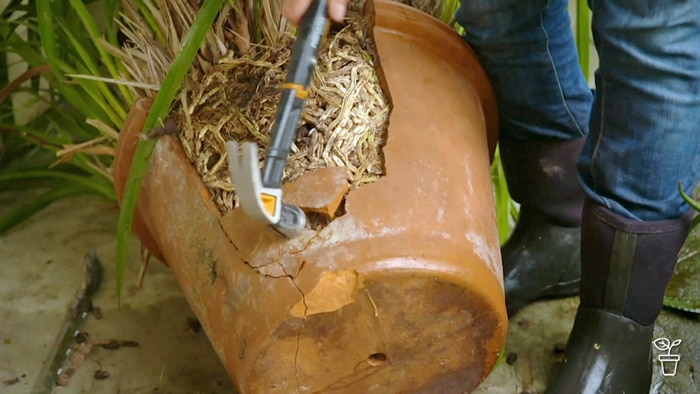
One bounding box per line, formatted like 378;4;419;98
102;0;120;45
36;1;125;128
0;122;65;146
36;0;59;69
679;182;700;232
3;1;121;234
679;182;700;212
4;27;53;67
0;185;86;234
46;106;97;141
576;0;590;81
492;343;508;371
102;0;135;105
54;79;114;123
440;0;459;24
134;0;167;46
253;0;263;43
67;0;132;109
36;2;110;124
510;198;520;222
0;170;113;199
491;146;514;245
53;18;126;124
115;0;228;305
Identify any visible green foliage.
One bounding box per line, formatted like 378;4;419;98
491;147;518;243
679;182;700;232
665;186;700;313
439;0;458;23
115;0;228;303
1;0;227;300
1;0;130;233
575;0;591;82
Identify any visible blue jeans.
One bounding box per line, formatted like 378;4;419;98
455;0;700;221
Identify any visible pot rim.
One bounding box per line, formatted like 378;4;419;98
372;0;500;158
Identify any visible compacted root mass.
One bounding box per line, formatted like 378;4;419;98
176;11;391;214
117;1;448;217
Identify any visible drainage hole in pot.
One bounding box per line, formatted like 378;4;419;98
367;352;387;367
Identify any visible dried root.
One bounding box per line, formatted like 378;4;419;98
176;10;390;214
115;1;461;215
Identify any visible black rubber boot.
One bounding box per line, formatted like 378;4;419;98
500;137;586;316
545;199;693;393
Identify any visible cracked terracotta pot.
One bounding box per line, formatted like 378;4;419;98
114;0;505;392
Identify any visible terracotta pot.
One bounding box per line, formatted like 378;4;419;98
113;1;505;392
113;97;167;263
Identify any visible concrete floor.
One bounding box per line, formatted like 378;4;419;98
1;193;698;393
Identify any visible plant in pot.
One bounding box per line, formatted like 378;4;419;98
111;0;508;391
15;0;693;392
116;2;696;392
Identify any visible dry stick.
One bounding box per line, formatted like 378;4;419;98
30;250;103;393
0;64;52;106
137;245;151;288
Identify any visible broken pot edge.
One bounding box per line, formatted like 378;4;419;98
113;0;506;392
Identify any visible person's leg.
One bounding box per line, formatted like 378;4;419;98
455;0;594;316
547;0;700;391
